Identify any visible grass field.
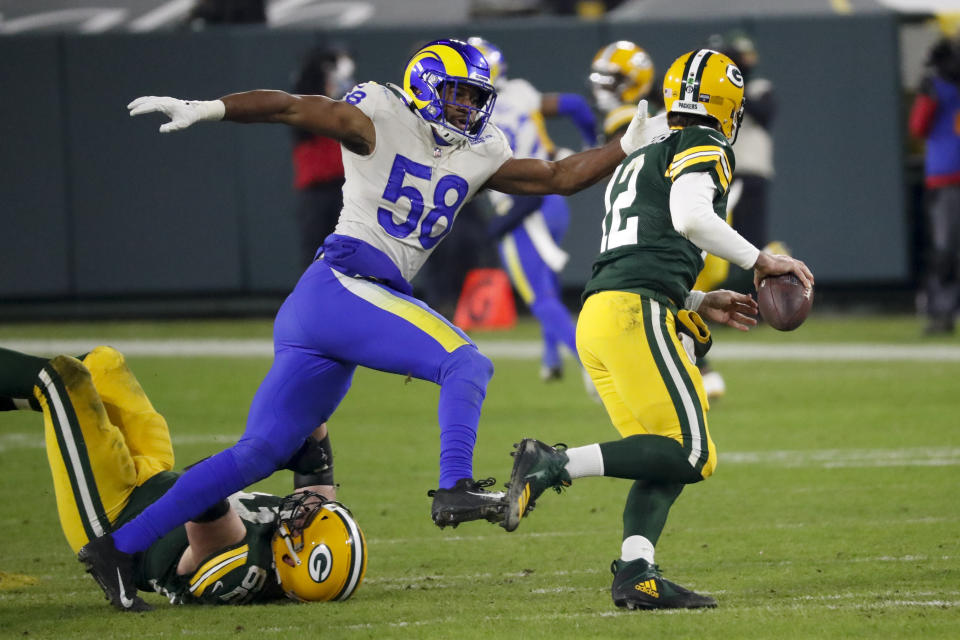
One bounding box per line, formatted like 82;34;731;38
0;314;958;639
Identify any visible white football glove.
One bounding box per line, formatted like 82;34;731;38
619;99;649;156
127;96;225;133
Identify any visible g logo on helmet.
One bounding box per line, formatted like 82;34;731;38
272;495;368;602
726;64;744;88
308;544;333;583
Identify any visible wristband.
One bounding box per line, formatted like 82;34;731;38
188;99;225;121
684;290;706;312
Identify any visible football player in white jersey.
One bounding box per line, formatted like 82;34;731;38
467;36;599;395
78;38;656;610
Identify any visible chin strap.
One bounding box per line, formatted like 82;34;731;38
277;523;302;566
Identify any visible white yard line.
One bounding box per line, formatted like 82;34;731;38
5;338;960;361
4;426;959;473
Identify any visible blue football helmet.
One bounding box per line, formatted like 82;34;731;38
466;36;506;85
403;38;497;143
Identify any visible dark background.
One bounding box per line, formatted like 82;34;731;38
0;12;913;317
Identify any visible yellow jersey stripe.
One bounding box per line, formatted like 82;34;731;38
530;111;556;156
501;235;535;304
667;151;731;191
603;104;635;138
189;545;249;595
670;145;731;180
672;144;730;178
331;269;468;353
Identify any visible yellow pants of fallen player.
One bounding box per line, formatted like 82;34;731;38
33;347;174;552
576;291;717;479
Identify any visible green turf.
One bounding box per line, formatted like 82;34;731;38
0;310;957;343
0;316;958;638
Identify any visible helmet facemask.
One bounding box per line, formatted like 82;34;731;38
726;97;746;144
589;69;627;112
412;71;496;143
271;492;367;602
274;491;326;569
589;41;655;112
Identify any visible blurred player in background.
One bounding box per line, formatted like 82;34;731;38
588;41;658;145
0;346;364;609
468;36;599;394
290;44;356;268
693;31;782;397
500;49;813;610
80;38;655;610
910;32;960;335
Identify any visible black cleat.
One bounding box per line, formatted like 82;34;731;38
539;365;563;382
610;558;717;610
502;438;571;532
77;535;152;612
428;477;506;528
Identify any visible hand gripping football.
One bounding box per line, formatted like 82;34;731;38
757;274;814;331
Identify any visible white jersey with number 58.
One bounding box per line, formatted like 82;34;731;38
334;82;513;282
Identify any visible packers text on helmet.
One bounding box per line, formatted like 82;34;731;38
662;48;745;143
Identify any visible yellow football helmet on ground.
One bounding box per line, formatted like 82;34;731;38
272;492;367;602
589;41;655;112
662;49;745;143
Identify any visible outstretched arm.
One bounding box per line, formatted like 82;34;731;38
484;139;624;196
484;99;649;196
128;90;376;155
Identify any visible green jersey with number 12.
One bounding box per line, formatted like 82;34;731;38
583;125;736;307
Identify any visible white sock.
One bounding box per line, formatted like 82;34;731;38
564;443;604;479
621;535;655;564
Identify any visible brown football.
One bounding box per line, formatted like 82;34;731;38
757;273;813;331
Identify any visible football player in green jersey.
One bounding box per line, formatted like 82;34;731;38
0;346;365;609
501;49;813;610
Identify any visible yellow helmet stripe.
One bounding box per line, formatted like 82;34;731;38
410;44;469;79
189;545;250;594
597;41;621;62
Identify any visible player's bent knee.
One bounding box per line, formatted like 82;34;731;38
698;458;716;481
439;346;494;389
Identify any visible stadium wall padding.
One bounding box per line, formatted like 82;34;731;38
0;14;905;302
